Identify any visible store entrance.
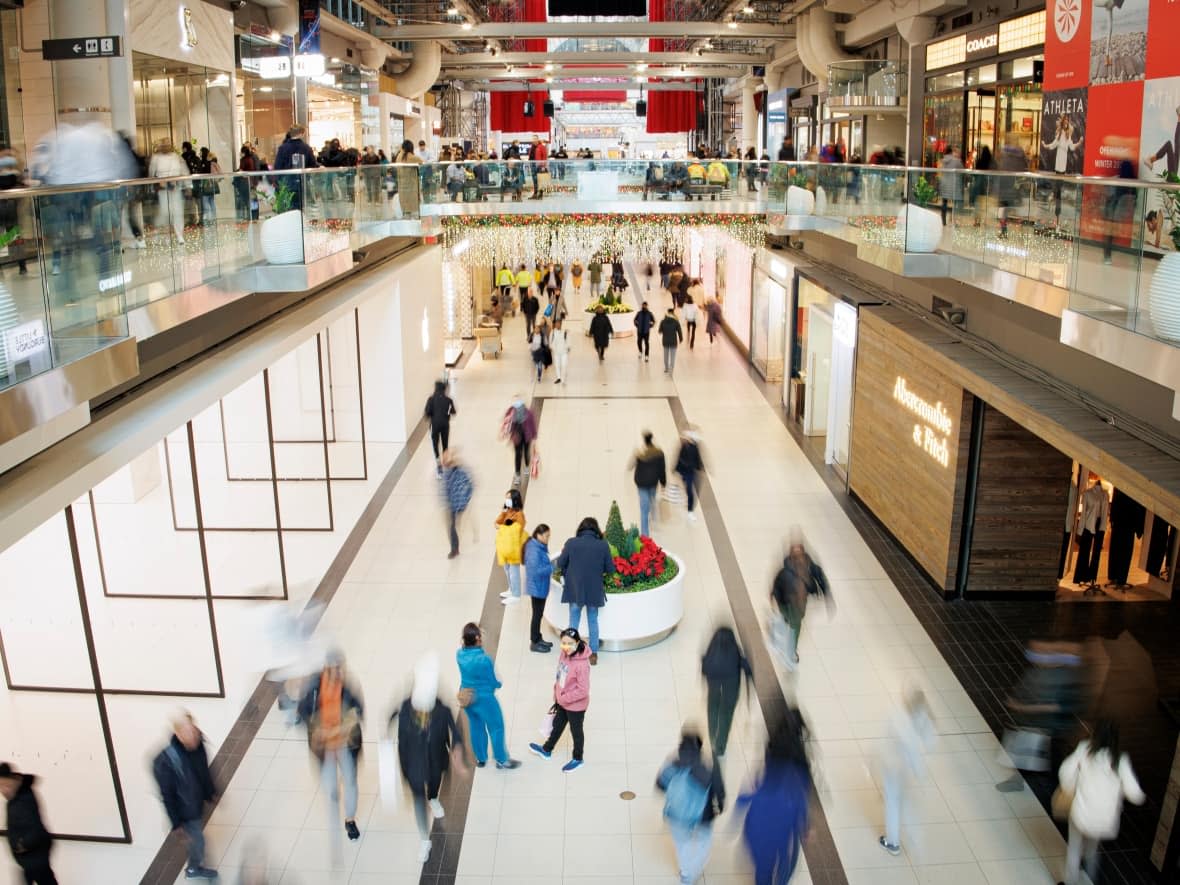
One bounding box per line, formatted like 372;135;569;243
1058;465;1178;602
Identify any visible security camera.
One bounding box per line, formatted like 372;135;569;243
936;306;967;326
229;0;247;9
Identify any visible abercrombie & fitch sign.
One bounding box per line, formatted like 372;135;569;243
965;25;1000;62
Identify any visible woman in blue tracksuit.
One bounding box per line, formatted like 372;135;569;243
524;524;554;654
456;623;522;769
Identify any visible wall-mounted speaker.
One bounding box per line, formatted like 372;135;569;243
636;99;647;118
543;100;555;117
523;100;535;117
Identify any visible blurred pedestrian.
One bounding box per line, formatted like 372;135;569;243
529;627;592;772
151;713;218;880
588;256;603;298
0;762;57;884
570;259;584;295
440;450;473;559
456;623;522;769
556;517;616;665
149;139;187;245
589;306;613;361
701;626;752;758
550;319;570;384
631;431;667;537
522;288;541;340
878;689;935;856
1057;720;1144;885
424;378;456;476
298;651;364;842
501;396;537;485
682;296;699;349
770;535;832;671
634;301;656;362
390;653;468;863
655;730;725;884
513;263;532;315
529;318;550;382
495;488;526;604
705;299;723;344
262;603;329;725
659;309;683;375
525;524;555;652
674;428;704;521
496;263;514;303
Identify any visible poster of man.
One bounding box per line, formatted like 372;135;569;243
1090;0;1148;85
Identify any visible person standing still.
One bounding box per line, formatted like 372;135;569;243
550;320;570;384
530;628;593;772
495;488;527;603
659;309;684;374
589;306;613;361
682;296;700;349
634;301;655;361
456;623;523;769
631;432;667;538
588;257;604;298
424;379;456;476
525;524;555;652
440;450;473;558
151;714;218;880
556;517;616;665
674;428;704;521
0;763;57;885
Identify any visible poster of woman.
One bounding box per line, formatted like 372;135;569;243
1140;76;1180;252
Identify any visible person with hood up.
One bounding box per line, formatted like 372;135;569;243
770;534;832;671
273;125;318;211
674;428;705;521
389;653;468;863
529;627;593;772
739;708;811;885
525;524;555;652
456;623;522;770
655;730;726;884
589;305;613;361
555;517;616;665
658;308;684;375
631;431;667;538
634;301;656;361
502;396;537;485
298;651;364;843
151;713;218;879
495;488;527;603
701;626;752;759
424;379;456;476
877;690;936;856
0;763;57;884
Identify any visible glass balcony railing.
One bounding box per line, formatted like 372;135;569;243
826;60;908;109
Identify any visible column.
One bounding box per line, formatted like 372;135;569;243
897;16;935;167
741;77;760;155
49;0;114;126
104;0;135;135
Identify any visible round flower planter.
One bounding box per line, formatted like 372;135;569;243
260;209;305;265
1149;252;1180;342
786;185;815;216
544;553;684;651
900;204;943;253
584;308;636;338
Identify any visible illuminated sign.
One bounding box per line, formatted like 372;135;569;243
4;319;48;364
295;53;326;77
893;376;953;467
257;56;292;79
965;26;999;61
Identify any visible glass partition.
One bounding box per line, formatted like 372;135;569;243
827;60;907;110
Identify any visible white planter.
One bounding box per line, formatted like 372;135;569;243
786;185;815;216
584;309;636;338
901;204;943;253
1149;252;1180;342
260;209;305;265
544;553;684;651
814;185;827;217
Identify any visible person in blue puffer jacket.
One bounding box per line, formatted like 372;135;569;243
524;524;554;653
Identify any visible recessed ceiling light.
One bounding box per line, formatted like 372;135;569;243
544;62;554;71
742;4;754;13
461;20;473;29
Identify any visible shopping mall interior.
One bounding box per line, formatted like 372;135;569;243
1;0;1180;884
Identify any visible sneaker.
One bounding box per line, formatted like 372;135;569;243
555;378;562;384
530;641;552;653
562;758;584;773
499;590;512;597
184;867;218;879
496;759;522;769
134;238;147;249
878;836;900;856
345;819;360;840
419;839;432;862
502;595;520;605
687;510;698;522
589;652;598;666
475;760;486;768
429;798;445;817
51;263;61;275
436;465;443;478
448;550;459;559
529;742;552;760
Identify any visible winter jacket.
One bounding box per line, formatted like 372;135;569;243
297;676;364;761
553;645;592;711
424;389;456;428
588;261;603;283
3;775;51;856
514;269;532;289
274;136;317;172
705;301;722;336
738;760;809;857
633;444;667;490
442;465;473;513
457;646;502;695
1059;742;1145;840
675;440;703;477
390;697;461;794
522;294;541;318
524;537;554;598
589;313;613;347
656;745;726;824
556;528;616;608
634;308;656;335
658;315;683;348
772;553;830;622
496;268;514;287
495;509;527;565
506;405;537;446
152;735;216;829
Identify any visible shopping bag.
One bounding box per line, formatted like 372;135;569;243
1000;728;1050;772
664;480;683;504
539;711;555;739
1051;785;1073;821
377;738;400;811
530;450;541;479
537;171;552;190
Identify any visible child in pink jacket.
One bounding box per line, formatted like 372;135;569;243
529;628;592;772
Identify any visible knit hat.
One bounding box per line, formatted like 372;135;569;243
411;653;439;713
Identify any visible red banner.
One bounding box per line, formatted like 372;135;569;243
563;91;627;103
1083;81;1143;175
1044;0;1090;90
1147;0;1180;79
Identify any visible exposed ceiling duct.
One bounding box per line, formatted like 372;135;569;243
393;41;443;100
798;8;854;89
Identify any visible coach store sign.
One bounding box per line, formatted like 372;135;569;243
964;25;1000;62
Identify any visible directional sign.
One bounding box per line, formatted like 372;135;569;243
42;35;122;61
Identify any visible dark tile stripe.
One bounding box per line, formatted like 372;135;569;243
140;418;430;885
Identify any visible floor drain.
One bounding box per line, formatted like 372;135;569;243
619;790;636;800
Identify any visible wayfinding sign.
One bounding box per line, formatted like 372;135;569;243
42;36;122;61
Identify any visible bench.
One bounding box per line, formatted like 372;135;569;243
642;180;684;200
684;182;729;201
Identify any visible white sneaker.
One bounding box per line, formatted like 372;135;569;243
502;595;520;605
429;798;445;818
133;238;147;249
418;839;432;862
687;510;698;522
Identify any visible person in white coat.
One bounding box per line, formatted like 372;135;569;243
878;690;935;856
550;319;570;384
1056;721;1144;885
149;139;188;245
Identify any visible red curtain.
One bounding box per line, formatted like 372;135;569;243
646;0;696;133
490;88;552;133
524;0;547;50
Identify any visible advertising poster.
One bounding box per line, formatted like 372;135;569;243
1039;88;1087;173
1089;0;1148;85
1146;0;1180;79
1079;82;1143;241
1140;76;1180;252
298;0;321;56
1044;0;1091;90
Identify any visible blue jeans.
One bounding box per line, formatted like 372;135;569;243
568;602;600;653
638;485;658;537
465;694;510;764
181;819;205;870
504;563;521;597
669;819;713;883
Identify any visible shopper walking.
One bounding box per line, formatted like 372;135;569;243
705;299;723;344
555;517;616;665
529;319;550;382
655;731;726;884
0;763;57;884
589;306;613;362
525;524;555;652
659;309;683;374
674;428;704;521
424;379;456;476
570;259;584;295
878;690;935;857
522;289;541;340
701;626;752;759
634;301;656;361
298;652;364;843
588;256;604;298
550;320;570;384
390;653;468;863
631;432;667;538
770;536;832;671
529;627;592;772
440;450;473;559
149;139;187;245
496;263;515;303
739;710;811;885
1056;721;1145;885
151;713;218;880
513;263;532;316
495;488;527;604
456;623;522;769
682;296;699;349
502;396;537;484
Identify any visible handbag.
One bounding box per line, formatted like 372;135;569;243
537;171;552;189
539;710;555;739
1051;785;1073;821
530;449;541;479
377;737;400;811
541;344;553;367
456;687;476;708
1000;728;1050;772
543;303;554;318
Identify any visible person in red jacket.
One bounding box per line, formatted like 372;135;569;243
529;628;592;772
529;135;549;199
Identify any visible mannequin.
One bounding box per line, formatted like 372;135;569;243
1106;488;1145;589
1073;474;1110;589
1146;515;1175;580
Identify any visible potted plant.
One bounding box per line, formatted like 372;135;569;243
900;175;943;253
259;181;305;265
786;172;815;217
584;286;636;336
545;500;684;650
1149;172;1180;341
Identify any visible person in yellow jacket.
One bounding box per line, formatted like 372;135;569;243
706;159;730;186
495;488;527;604
496;264;515;304
512;263;533;315
687;157;707;182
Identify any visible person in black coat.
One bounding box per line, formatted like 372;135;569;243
424;379;456;475
151;714;218;879
556;516;617;663
0;763;56;884
674;429;705;519
589;306;613;361
634;301;656;361
273;124;318;210
771;538;832;671
701;627;752;757
522;290;541;340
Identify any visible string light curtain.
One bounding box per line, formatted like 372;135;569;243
646;0;699;134
490;0;551;133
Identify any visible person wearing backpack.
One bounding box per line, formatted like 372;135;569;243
770;535;832;671
655;731;725;884
701;627;752;759
440;450;473;559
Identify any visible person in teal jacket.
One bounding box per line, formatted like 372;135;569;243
456;623;522;769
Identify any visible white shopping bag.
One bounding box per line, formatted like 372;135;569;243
378;738;401;811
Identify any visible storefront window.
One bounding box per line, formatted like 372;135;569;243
752;268;788;382
133;52;232;165
236;34;294;165
922;94;964;166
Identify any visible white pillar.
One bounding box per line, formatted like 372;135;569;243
105;0;135;136
741;78;759;155
49;0;113;126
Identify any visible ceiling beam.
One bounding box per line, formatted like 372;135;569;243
374;22;790;39
471;80;707;91
446;65;743;76
440;51;767;66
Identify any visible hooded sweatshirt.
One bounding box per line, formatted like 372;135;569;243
554;645;592;711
